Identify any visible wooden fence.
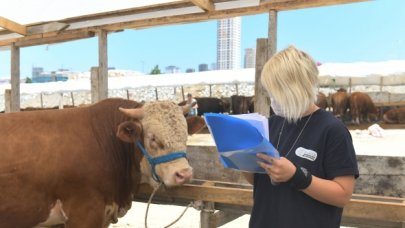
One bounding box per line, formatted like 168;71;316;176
135;180;405;228
2;74;405;112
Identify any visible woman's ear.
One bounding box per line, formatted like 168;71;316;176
116;120;142;143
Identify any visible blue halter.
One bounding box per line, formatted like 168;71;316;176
136;141;187;183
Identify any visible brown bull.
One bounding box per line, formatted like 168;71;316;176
231;95;254;114
315;92;328;110
349;92;378;124
383;107;405;124
331;89;348;119
0;98;204;227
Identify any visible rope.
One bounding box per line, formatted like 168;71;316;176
144;183;192;228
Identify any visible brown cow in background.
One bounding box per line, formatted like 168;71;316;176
231;95;254;114
331;88;348;120
349;92;378;124
383;107;405;124
316;92;328;110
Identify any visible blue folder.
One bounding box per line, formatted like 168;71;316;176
204;113;280;173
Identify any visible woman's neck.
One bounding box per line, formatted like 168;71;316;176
303;104;319;117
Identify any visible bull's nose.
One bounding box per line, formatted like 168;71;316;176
175;168;193;184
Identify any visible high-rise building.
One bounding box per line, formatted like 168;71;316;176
217;17;241;70
198;64;209;72
244;48;256;68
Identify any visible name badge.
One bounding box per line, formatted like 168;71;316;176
295;147;317;161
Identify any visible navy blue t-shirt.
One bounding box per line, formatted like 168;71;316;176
249;109;359;228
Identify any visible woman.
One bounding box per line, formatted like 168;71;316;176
246;46;359;227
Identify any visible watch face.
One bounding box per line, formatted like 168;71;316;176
300;167;309;177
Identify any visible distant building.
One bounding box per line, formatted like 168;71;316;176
217;17;241;70
165;65;180;74
211;63;217;71
198;64;209;72
32;67;44;77
186;68;195;73
244;48;256;68
31;67;68;83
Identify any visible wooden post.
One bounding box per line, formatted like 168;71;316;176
349;78;352;95
126;89;130;99
58;92;64;109
155;88;158;100
235;83;239;95
70;92;75;106
10;43;20;112
268;10;277;60
379;77;384;92
91;66;99;103
209;84;212;97
255;39;271;117
98;30;108;100
40;92;44;108
181;86;185;101
254;10;277;118
200;201;216;228
4;89;11;113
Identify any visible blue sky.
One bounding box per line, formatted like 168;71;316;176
0;0;404;78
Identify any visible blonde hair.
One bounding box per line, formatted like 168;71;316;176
261;46;319;123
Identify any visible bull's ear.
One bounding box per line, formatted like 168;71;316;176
117;121;142;143
186;116;206;135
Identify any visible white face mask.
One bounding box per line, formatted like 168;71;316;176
270;97;285;117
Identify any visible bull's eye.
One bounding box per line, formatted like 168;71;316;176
148;135;164;150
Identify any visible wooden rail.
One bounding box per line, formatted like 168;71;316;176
135;180;405;228
375;101;405;107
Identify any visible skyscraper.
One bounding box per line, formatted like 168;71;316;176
244;48;256;68
217;17;241;70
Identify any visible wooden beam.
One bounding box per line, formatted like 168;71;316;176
27;22;69;34
0;16;27;35
136;181;405;224
343;195;405;222
12;31;95;47
190;0;215;11
0;0;367;47
0;1;194;36
102;0;366;31
137;183;253;206
260;0;369;11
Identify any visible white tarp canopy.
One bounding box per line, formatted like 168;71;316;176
1;60;405;95
0;0;183;25
0;0;365;48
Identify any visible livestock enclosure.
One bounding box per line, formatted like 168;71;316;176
2;0;405;227
129;134;405;228
1;72;405;112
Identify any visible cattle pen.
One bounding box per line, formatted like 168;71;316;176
130;133;405;228
2;0;405;227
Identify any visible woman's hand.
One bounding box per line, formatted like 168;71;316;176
256;153;296;183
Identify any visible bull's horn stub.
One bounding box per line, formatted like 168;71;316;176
119;107;145;119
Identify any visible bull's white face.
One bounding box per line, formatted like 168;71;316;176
122;101;192;188
140;102;192;187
